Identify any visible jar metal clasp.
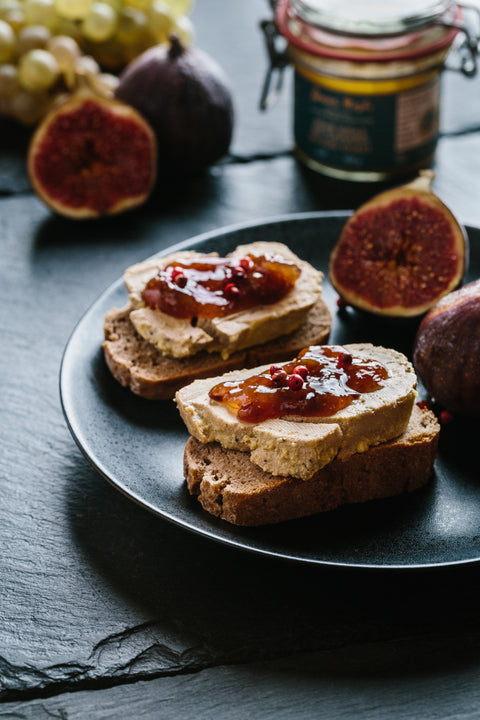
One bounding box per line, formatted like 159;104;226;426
259;18;289;110
442;4;480;76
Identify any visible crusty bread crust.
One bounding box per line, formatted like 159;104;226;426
183;405;440;526
103;297;332;400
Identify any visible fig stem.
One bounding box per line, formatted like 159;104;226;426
407;169;436;194
168;35;185;60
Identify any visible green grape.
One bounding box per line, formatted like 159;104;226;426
0;17;15;61
18;48;60;91
55;0;92;21
23;0;57;27
48;90;69;109
94;73;120;97
148;0;173;43
82;35;123;70
16;24;52;54
82;2;117;42
75;53;99;76
0;0;21;19
172;14;194;46
99;0;121;11
53;17;81;40
0;62;19;99
116;7;146;45
10;87;48;123
3;8;25;31
95;71;119;94
166;0;194;19
47;34;80;71
123;0;150;10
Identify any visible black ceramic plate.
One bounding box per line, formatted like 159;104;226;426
60;212;480;569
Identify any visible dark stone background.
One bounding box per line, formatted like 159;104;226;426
2;1;480;717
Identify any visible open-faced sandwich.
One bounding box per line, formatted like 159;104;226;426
175;343;440;526
103;241;332;399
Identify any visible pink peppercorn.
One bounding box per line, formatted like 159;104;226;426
233;267;247;280
338;352;353;369
440;409;454;424
288;373;303;391
171;269;187;288
271;370;287;386
224;282;239;299
293;364;308;379
239;256;254;271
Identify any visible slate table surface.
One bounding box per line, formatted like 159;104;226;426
3;1;480;718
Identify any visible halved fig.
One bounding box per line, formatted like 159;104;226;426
27;90;156;219
329;171;468;318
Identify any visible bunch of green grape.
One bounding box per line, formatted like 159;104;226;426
0;0;194;124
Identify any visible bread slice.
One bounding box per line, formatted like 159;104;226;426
175;344;417;479
184;405;440;526
103;297;332;400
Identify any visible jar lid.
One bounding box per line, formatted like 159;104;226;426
290;0;455;36
276;0;460;62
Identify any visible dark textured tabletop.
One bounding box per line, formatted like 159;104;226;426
2;1;480;718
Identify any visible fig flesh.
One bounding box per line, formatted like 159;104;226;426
413;279;480;417
329;171;468;318
27;90;156;219
115;36;234;175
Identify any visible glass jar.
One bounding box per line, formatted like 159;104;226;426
261;0;479;181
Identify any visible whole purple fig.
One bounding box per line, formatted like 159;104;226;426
413;279;480;417
115;36;234;175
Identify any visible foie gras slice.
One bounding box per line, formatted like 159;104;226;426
124;242;324;359
175;343;417;480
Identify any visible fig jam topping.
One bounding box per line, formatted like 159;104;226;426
141;252;301;319
209;345;389;423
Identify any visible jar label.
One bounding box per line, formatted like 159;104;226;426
293;71;440;173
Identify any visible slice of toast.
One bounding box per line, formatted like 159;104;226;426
103;297;332;400
184;405;440;526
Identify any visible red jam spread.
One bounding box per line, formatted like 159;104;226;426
208;345;389;423
141;252;301;319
